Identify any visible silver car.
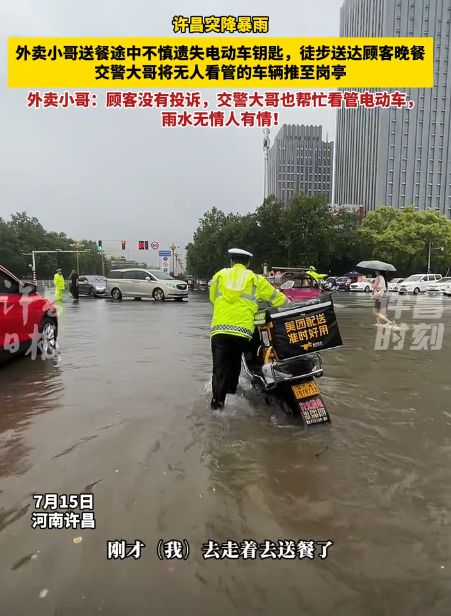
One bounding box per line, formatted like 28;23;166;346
106;269;189;301
78;275;107;297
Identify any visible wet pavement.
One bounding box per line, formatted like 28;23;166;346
1;290;451;615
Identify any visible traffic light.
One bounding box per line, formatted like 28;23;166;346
98;240;103;252
144;241;149;250
138;240;145;250
121;240;126;250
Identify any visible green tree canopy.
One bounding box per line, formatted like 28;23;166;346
186;195;365;278
187;199;451;279
0;212;109;279
358;206;451;274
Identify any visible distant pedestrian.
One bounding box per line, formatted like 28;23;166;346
69;270;79;301
372;270;392;325
53;268;65;302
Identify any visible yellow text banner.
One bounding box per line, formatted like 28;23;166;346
8;37;434;89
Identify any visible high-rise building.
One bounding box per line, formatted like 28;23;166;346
267;125;334;204
335;0;451;217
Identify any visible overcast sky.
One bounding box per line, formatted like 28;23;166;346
0;0;340;258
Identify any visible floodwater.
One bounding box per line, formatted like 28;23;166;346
0;290;451;616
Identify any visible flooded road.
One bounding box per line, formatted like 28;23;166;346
1;290;451;615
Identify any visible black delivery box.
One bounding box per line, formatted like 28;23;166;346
265;292;343;359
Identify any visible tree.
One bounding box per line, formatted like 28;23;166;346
186;202;285;278
329;208;364;274
186;207;230;279
186;196;365;278
187;198;451;281
280;195;334;270
358;206;451;274
253;197;287;269
0;213;48;276
0;212;107;279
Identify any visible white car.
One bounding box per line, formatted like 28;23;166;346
426;277;451;295
388;277;404;292
398;273;442;295
106;269;189;301
443;282;451;297
349;278;374;292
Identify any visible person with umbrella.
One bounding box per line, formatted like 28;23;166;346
356;261;396;327
372;270;393;326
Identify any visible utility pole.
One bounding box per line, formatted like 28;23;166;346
31;251;37;284
263;129;270;200
22;252;38;284
70;242;85;274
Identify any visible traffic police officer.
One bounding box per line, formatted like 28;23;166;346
209;248;287;409
53;268;65;302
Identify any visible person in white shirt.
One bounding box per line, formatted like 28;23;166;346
372;271;393;326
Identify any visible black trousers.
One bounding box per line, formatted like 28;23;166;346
211;334;251;405
70;283;79;299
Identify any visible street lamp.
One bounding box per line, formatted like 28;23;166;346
427;238;443;273
31;252;37;283
263;128;270;199
170;243;177;276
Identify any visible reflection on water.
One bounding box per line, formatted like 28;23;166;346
0;291;450;615
0;359;63;477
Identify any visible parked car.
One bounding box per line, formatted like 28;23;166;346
388;277;405;292
78;275;107;297
336;276;352;291
106;269;189;301
426;277;451;295
0;265;58;363
344;272;360;284
398;273;442;295
443;281;451;297
349;278;374;292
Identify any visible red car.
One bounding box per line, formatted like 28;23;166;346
0;265;58;363
278;271;322;302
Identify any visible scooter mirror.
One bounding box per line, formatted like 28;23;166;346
280;280;295;290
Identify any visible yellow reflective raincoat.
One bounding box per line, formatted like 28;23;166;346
307;269;327;281
53;272;65;301
210;264;287;339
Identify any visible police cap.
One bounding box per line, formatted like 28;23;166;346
228;248;253;258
